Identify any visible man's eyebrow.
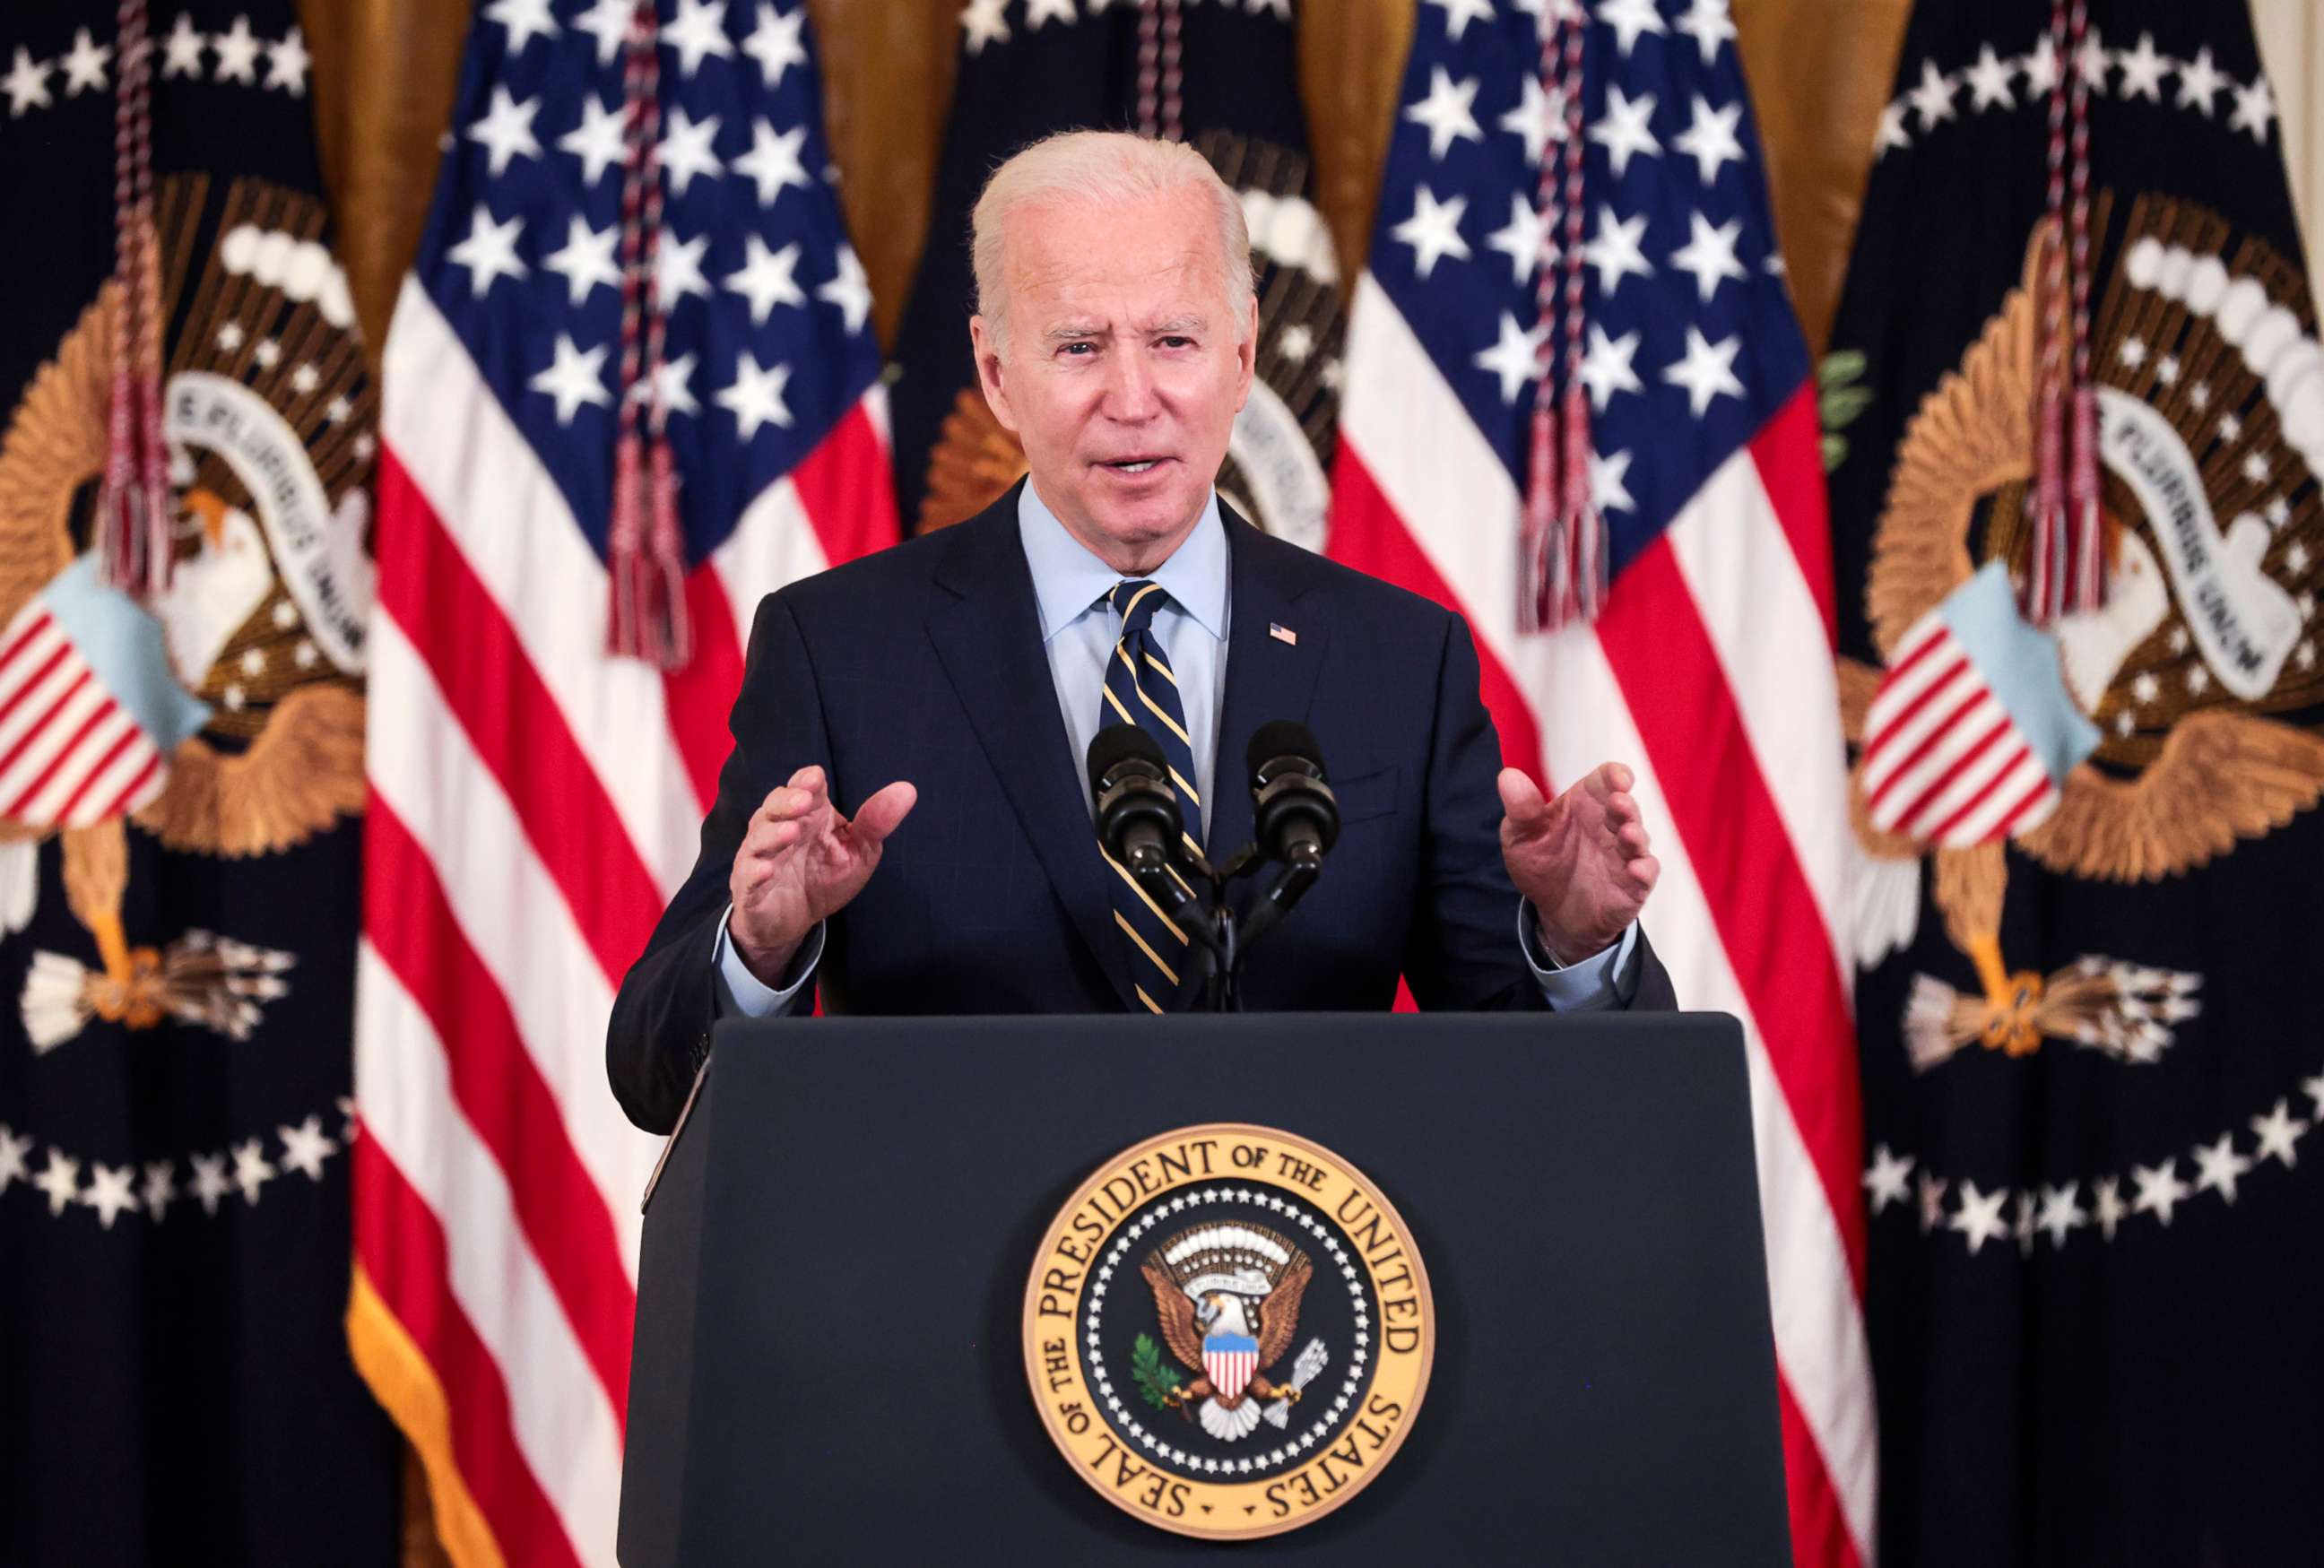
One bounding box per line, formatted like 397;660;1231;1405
1145;315;1204;335
1043;323;1107;342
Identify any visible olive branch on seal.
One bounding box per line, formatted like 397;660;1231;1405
1130;1333;1183;1411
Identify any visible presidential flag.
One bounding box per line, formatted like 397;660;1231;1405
350;0;896;1561
0;2;399;1563
1326;3;1874;1564
889;0;1342;550
1828;4;2324;1563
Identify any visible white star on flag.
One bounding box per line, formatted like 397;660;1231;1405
2191;1133;2253;1203
1404;66;1484;162
1392;186;1470;281
816;244;873;334
655;229;714;310
559;94;629;187
280;1116;338;1181
82;1162;141;1228
1948;1179;2011;1254
744;3;808;88
1595;0;1666;57
1485;194;1555;284
58;29;112;95
1582;204;1652;293
1672;95;1744;185
1589;84;1661;178
484;0;559;52
658;107;726;196
1861;1145;1914;1215
467;86;544;178
1473;312;1549;405
530;335;613;424
212;16;262;82
1670;212;1747;303
2131;1157;2190;1226
732;118;811;206
716;353;795;438
543;215;622;305
574;0;632;65
1498;74;1562;167
724;235;806;324
664;0;738;76
1662;325;1745;415
445;204;528;297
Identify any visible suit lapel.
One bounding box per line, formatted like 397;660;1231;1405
1208;511;1330;864
926;494;1140;1010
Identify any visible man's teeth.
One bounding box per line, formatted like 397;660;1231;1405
1112;459;1158;472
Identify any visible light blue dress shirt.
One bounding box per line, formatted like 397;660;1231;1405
713;480;1634;1014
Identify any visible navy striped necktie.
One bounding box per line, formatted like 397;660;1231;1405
1100;578;1202;1012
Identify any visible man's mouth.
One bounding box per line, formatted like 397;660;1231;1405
1101;456;1167;473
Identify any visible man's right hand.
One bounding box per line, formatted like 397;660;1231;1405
727;765;917;986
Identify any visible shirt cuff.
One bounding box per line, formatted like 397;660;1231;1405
1519;904;1638;1012
710;905;823;1018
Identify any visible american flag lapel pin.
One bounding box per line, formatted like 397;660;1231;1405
1269;622;1297;645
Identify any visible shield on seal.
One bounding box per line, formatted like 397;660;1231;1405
1202;1331;1260;1401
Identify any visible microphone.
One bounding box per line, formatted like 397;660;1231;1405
1088;725;1194;905
1247;720;1340;870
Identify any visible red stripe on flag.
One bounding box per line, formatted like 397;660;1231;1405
1326;445;1548;785
0;609;56;675
0;667;90;777
364;798;637;1427
1597;540;1868;1287
94;750;161;820
1921;741;2033;843
790;399;898;567
663;565;746;816
375;449;663;983
1868;697;2002;813
1;690;114;818
1862;655;1971;760
50;723;141;822
1747;386;1839;650
352;1135;585;1568
1778;1365;1864;1568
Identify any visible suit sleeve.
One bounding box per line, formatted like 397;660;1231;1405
605;592;833;1132
1401;611;1675;1013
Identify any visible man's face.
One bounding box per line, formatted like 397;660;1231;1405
970;186;1257;574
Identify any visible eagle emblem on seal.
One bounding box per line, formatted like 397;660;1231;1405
1135;1222;1329;1442
1842;192;2324;1069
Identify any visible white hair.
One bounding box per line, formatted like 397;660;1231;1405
970;129;1255;356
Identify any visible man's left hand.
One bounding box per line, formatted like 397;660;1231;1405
1498;763;1660;966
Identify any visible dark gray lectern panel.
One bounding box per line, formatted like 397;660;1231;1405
620;1014;1789;1565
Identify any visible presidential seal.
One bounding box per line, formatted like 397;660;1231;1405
1021;1124;1432;1540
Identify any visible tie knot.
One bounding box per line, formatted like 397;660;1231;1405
1109;579;1169;635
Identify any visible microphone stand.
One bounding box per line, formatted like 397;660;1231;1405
1158;843;1321;1013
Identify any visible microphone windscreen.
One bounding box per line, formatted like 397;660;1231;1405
1088;722;1166;794
1247;719;1324;783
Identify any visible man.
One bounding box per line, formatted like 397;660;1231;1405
608;132;1671;1135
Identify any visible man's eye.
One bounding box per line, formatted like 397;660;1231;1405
1159;336;1193;349
1060;342;1094;357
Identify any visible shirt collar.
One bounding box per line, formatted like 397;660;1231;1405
1017;478;1228;645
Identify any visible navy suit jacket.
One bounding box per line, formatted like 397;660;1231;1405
607;487;1675;1132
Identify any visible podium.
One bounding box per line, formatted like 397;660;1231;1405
618;1014;1791;1564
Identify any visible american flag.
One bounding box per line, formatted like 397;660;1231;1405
1325;2;1875;1564
346;0;895;1562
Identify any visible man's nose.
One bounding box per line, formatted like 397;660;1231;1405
1102;351;1160;421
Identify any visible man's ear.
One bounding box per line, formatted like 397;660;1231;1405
1233;293;1258;412
969;315;1019;433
